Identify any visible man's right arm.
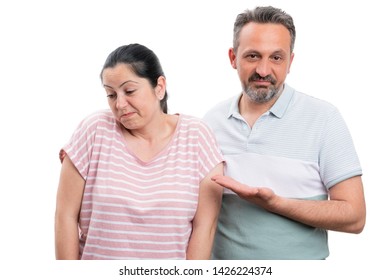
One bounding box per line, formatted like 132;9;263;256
212;174;366;233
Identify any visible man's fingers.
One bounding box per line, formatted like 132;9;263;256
211;175;257;196
212;175;240;190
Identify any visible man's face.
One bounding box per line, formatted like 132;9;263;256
229;22;294;103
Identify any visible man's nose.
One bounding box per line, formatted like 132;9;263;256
255;60;272;77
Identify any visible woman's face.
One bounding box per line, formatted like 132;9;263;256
102;63;165;131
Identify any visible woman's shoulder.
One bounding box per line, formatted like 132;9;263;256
73;109;116;134
85;109;114;120
177;114;215;136
178;114;207;127
80;109;115;125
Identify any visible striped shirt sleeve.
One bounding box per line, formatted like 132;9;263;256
62;112;100;179
196;120;225;180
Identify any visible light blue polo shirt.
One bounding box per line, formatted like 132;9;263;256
203;84;362;259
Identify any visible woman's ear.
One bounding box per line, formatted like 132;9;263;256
155;76;166;100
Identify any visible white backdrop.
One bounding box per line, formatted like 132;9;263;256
1;0;388;278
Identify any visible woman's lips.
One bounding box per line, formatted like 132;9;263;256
120;112;136;119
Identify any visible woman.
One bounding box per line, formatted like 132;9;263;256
55;43;224;260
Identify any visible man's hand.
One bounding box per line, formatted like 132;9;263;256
211;174;278;210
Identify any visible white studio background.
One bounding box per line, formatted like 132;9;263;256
0;0;388;278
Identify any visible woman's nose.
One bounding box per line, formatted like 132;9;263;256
116;93;128;110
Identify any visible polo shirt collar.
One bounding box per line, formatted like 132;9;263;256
227;94;242;119
270;84;294;118
228;83;295;119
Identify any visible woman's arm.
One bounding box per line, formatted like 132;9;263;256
55;155;85;259
186;163;224;260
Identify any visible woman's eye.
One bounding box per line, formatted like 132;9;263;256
125;90;135;95
107;94;116;99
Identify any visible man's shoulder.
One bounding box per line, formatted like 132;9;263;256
292;90;338;115
203;95;237;121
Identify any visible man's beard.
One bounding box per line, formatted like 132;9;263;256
244;73;279;103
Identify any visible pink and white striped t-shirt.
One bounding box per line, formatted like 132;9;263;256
62;110;224;259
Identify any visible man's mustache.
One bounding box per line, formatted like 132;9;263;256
249;73;276;85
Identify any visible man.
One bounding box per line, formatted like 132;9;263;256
203;6;366;259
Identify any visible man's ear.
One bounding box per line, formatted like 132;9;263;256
228;48;237;69
287;52;295;74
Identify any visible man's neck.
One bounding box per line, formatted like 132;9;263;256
238;86;283;128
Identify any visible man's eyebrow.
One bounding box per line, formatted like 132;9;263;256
242;48;287;55
271;49;288;55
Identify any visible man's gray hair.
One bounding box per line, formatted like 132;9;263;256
233;6;296;53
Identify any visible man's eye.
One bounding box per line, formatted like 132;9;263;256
272;55;283;61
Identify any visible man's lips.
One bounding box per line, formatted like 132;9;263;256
251;80;272;86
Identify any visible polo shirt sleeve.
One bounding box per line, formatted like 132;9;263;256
319;107;362;189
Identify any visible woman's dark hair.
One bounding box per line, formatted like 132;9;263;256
100;43;168;113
